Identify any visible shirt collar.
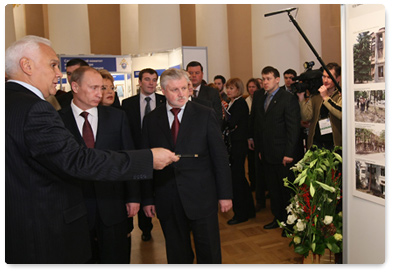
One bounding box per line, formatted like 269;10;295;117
71;100;98;118
8;80;45;100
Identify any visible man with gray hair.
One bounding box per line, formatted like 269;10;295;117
142;68;233;264
5;35;178;263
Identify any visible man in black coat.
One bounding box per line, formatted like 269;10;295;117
59;66;137;263
122;68;166;242
5;35;178;264
142;68;232;264
253;66;301;232
186;61;223;125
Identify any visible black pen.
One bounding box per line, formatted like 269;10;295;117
176;154;199;158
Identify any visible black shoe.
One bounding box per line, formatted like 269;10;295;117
263;220;279;229
255;203;265;212
141;232;152;241
227;218;248;225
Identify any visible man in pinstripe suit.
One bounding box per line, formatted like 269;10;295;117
5;35;178;263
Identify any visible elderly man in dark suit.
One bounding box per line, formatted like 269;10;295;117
58;66;137;263
142;68;232;264
5;35;178;264
253;66;300;234
122;68;166;242
186;61;223;125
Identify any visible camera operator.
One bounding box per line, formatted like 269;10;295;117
297;62;342;151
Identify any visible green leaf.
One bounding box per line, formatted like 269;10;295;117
333;152;343;163
310;183;315;197
294;245;309;255
299;175;307;186
310;159;318;168
316;181;336;192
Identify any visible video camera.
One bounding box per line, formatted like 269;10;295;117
291;61;323;95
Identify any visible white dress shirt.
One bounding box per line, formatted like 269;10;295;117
71;101;99;141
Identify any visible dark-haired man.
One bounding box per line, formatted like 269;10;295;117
56;58;89;106
186;61;223;125
253;66;300;233
214;74;229;102
282;68;297;93
122;68;166;242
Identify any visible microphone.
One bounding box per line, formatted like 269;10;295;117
264;7;297;17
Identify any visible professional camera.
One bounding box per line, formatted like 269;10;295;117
291;61;323;95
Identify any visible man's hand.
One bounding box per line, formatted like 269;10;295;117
126;202;140;217
143;205;156;218
151;148;179;170
219;199;232;213
318;85;329;100
296;91;306;102
282;156;293;166
248;139;255;151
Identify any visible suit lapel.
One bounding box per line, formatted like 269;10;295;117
62;106;85;145
95;106;106;148
176;102;195;147
155;93;165;106
156;105;173;147
265;89;283;114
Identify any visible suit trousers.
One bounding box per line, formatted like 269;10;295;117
229;141;255;220
159;189;222;264
262;161;292;222
88;212;131;264
137;209;153;234
254;151;267;206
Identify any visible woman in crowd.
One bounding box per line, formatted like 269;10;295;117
99;69;121;108
245;78;261;114
224;78;256;225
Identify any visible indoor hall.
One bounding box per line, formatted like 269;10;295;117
4;3;386;265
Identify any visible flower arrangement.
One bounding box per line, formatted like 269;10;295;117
280;146;343;258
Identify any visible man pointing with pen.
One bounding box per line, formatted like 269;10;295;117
141;68;233;264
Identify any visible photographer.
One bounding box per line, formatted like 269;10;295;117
297;62;342;150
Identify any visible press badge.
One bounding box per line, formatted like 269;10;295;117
318;118;332;135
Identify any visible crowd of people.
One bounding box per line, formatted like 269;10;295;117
5;35;342;264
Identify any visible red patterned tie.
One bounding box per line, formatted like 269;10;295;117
170;108;181;145
80;111;95;148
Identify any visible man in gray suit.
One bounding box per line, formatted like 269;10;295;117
5;35;178;263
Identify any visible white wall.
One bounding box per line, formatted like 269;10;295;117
251;4;321;84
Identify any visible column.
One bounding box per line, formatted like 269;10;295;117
138;4;182;53
47;4;91;54
5;4;17;48
120;4;139;55
195;4;230;82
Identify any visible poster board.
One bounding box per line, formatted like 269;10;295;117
345;5;385;206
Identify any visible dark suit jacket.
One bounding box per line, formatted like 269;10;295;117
197;85;223;124
141;101;232;220
254;87;301;164
227;98;249;143
122;93;166;149
5;82;153;263
59;105;138;228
